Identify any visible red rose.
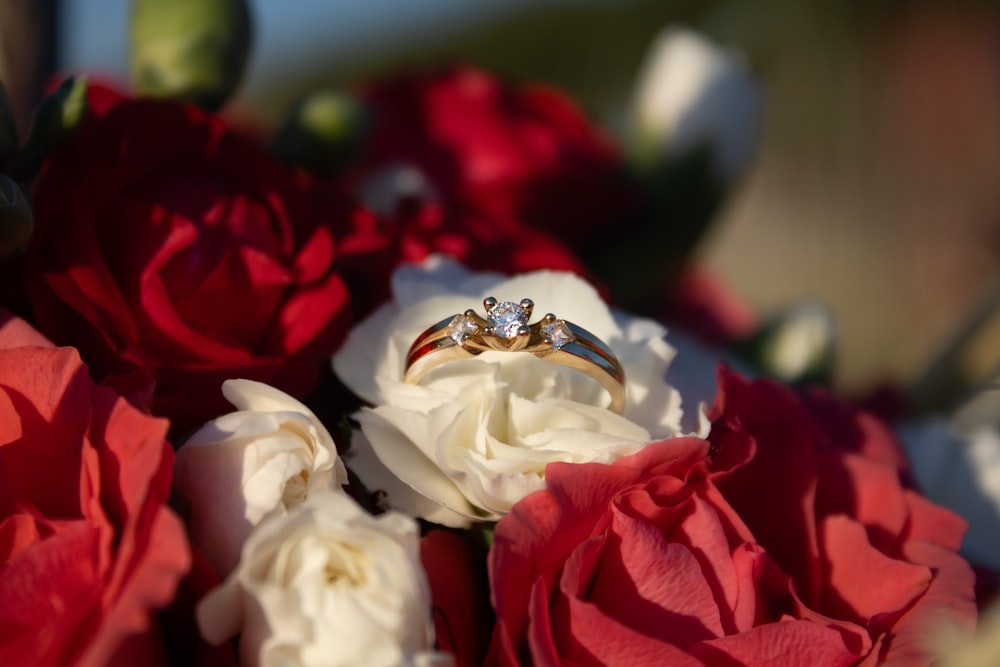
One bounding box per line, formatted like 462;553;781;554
23;84;351;433
355;66;636;250
0;311;189;666
421;529;493;667
331;189;588;317
488;368;975;665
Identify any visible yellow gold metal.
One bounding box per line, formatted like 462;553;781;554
404;297;626;414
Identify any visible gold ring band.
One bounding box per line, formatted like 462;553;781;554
403;297;626;414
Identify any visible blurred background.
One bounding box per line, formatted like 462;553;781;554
2;0;999;398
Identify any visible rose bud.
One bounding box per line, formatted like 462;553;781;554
628;25;763;187
0;175;33;261
129;0;252;111
271;89;369;176
5;76;88;183
735;300;837;386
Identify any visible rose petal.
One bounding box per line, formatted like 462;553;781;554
689;618;861;667
0;312;53;349
819;515;931;624
873;540;975;662
815;451;910;553
902;490;967;552
587;506;725;643
355;413;480;520
712;370;824;606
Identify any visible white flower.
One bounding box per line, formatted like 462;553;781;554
333;256;694;527
629;25;763;183
174;379;348;576
898;417;1000;571
197;491;448;667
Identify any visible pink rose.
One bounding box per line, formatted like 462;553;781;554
0;311;189;665
488;368;976;665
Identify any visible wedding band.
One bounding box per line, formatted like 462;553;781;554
404;297;626;414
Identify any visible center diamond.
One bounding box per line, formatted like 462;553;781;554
487;301;529;338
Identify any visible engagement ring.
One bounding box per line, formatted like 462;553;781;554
404;297;626;414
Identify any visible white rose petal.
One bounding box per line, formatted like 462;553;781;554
630;25;763;184
174;379;348;576
333;256;694;526
197;491;448;667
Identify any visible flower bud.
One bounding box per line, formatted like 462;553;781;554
129;0;252;111
6;76;88;183
270;89;368;175
27;76;87;151
736;301;836;386
0;83;19;168
629;26;763;186
0;174;33;261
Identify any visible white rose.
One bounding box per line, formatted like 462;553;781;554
898;418;1000;571
174;379;348;576
197;491;448;667
333;256;695;527
629;25;763;184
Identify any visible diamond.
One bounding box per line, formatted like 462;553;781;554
447;314;478;344
487;301;529;338
541;319;574;349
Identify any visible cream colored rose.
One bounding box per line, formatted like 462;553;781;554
333;256;696;527
174;379;348;576
197;491;447;667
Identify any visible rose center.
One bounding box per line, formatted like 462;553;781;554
323;542;369;587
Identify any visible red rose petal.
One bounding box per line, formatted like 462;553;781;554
872;540;975;663
689;618;862;667
550;578;706;667
815;451;910;553
0;514;43;563
902;490;967;552
662;494;760;635
420;530;491;667
0;348;91;518
712;370;824;607
0;520;104;665
588;506;725;643
819;515;931;624
0;311;53;348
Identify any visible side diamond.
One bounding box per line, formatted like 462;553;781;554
447;314;478;344
541;319;574;349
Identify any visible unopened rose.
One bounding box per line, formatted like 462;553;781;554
174;379;348;577
489;368;976;665
22;83;351;433
198;491;448;667
0;310;189;666
333;257;693;527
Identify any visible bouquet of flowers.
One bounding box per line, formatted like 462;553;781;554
0;2;995;665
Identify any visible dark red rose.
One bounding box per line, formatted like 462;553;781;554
488;368;975;666
355;66;636;250
329;187;588;317
22;84;351;433
0;311;189;666
421;529;493;667
660;267;757;347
